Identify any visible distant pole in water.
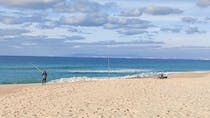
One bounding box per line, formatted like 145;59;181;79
108;56;110;79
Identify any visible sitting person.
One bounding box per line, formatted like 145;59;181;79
158;73;168;79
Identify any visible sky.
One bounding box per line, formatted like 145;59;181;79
0;0;210;59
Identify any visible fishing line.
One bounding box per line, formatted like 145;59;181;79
32;64;43;73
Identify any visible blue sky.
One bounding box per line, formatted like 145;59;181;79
0;0;210;59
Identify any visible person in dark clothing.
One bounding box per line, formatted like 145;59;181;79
42;71;47;84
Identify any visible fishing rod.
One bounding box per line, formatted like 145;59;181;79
32;64;43;73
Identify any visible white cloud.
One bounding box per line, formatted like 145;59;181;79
144;5;183;15
0;0;210;58
181;17;198;23
120;8;143;17
60;13;108;26
0;0;63;9
197;0;210;7
65;35;85;41
185;27;206;34
105;17;153;35
64;40;164;46
54;0;116;13
21;42;37;46
0;14;48;24
160;27;181;33
118;29;148;35
0;29;30;37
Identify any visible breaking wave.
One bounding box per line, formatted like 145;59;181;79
48;71;165;83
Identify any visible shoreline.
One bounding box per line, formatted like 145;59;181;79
0;71;210;117
1;70;210;85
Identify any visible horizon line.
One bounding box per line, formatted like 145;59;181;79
0;55;210;61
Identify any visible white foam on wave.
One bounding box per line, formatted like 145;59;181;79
57;69;151;73
48;76;92;83
48;72;162;83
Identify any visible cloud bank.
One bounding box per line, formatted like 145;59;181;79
0;0;63;9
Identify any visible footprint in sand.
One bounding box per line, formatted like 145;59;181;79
79;109;85;112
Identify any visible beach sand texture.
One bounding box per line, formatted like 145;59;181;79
0;72;210;118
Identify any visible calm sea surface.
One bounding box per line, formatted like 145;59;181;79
1;56;210;84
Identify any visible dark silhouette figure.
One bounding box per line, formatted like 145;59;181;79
42;71;47;84
158;73;168;79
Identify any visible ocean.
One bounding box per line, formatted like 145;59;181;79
0;56;210;84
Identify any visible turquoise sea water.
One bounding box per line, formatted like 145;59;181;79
0;56;210;84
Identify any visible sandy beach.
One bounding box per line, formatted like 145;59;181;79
0;72;210;118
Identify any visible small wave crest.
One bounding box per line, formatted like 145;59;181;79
48;72;163;83
57;69;151;73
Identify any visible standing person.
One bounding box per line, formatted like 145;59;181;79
42;71;47;85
